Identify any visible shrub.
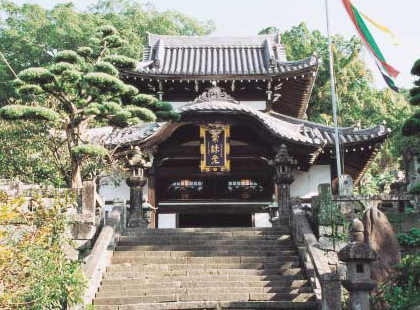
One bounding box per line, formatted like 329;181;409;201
373;253;420;310
0;192;85;309
398;228;420;247
409;182;420;194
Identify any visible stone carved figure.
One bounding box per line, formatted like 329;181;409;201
363;207;401;285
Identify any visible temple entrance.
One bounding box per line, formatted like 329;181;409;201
178;212;252;228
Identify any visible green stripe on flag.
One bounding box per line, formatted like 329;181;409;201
351;5;386;63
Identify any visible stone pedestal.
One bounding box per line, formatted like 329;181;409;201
126;175;147;228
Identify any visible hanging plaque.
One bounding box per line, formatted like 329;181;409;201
200;124;230;172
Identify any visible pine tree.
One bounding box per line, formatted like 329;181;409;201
0;25;179;189
402;59;420;136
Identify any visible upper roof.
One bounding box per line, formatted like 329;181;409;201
137;33;318;77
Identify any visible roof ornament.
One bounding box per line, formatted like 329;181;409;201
193;85;239;104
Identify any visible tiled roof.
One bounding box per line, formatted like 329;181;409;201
87;104;387;149
87;123;165;147
268;112;390;146
179;100;318;145
136;33;318;76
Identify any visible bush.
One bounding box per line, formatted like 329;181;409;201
398;228;420;247
374;253;420;310
409;182;420;194
0;192;85;309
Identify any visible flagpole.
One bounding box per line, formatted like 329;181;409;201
325;0;343;183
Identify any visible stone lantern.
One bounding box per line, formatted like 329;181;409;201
338;219;377;310
271;144;297;216
126;147;152;227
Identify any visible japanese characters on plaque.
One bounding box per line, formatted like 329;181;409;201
200;124;230;172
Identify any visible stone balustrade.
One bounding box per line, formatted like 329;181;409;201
290;200;342;310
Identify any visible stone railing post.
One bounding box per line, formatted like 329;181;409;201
321;273;342;310
338;219;377;310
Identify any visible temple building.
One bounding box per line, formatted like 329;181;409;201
91;33;389;228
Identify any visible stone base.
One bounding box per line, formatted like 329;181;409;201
127;211;150;228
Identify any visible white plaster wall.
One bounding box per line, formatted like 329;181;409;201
158;214;177;228
290;165;331;199
98;175;149;202
254;213;272;227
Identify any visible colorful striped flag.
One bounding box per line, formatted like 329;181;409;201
341;0;400;92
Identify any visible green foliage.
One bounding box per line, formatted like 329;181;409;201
277;22;414;195
0;115;67;187
126;106;156;122
76;46;93;58
0;105;59;121
373;253;420;310
403;57;420;138
155;110;181;121
53;50;82;64
49;62;76;75
411;59;420;76
94;61;119;76
258;27;279;35
18;68;54;84
131;93;159;107
0;0;214;103
84;72;126;93
0;193;85;309
402;112;420;136
409;93;420;106
72;144;108;158
100;101;122;114
409;182;420;195
17;84;43;95
103;54;137;69
96;24;118;38
398;229;420;247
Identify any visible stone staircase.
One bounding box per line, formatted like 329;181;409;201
93;225;318;310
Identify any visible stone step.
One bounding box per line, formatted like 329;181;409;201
124;226;290;233
115;244;297;252
93;300;318;310
117;237;293;247
118;235;291;244
99;280;310;293
124;228;290;237
111;255;299;265
104;268;303;279
94;292;315;305
112;250;297;258
107;262;300;273
96;285;313;298
101;275;306;286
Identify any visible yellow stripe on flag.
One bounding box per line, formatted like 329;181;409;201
360;11;399;46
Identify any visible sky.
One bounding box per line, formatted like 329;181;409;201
9;0;419;89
